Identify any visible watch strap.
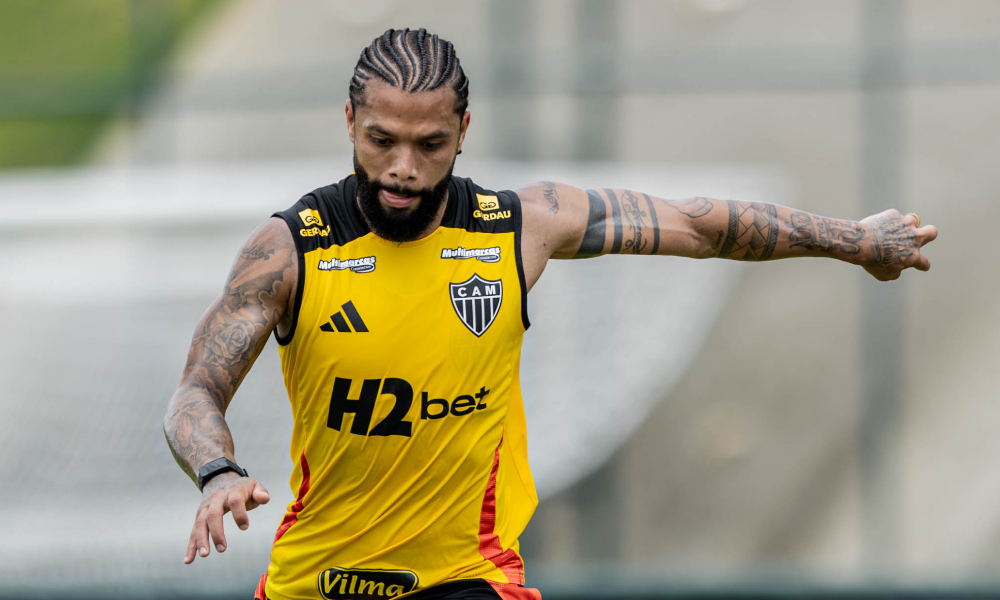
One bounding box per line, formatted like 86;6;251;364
198;457;248;491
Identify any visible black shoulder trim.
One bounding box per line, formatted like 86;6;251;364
269;174;365;345
448;176;518;234
271;214;305;346
273;176;370;253
505;189;530;331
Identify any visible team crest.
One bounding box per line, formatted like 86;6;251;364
450;274;502;337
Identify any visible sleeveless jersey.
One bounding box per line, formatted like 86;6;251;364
266;175;541;600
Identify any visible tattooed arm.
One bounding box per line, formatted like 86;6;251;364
518;182;938;287
163;217;297;563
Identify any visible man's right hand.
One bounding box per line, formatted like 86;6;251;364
184;471;271;564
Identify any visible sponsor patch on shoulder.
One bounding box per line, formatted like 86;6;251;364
318;256;376;273
317;568;417;600
300;225;331;237
298;208;324;227
440;246;501;263
476;193;499;211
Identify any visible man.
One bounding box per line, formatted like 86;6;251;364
163;28;937;600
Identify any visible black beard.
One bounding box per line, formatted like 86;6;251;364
354;152;454;243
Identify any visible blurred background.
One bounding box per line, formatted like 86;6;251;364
0;1;996;598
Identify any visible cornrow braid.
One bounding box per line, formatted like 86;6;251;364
349;28;469;117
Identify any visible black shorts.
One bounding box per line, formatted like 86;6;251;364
408;579;502;599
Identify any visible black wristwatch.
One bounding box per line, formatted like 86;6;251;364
198;457;249;491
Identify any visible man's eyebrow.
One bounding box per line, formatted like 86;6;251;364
363;124;451;141
364;124;394;137
419;130;451;140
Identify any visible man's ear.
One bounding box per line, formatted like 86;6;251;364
456;111;471;154
346;99;355;143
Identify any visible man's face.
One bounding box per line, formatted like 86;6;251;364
347;80;471;242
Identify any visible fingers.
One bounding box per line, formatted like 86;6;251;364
232;480;270;528
193;510;211;561
917;224;938;247
913;253;931;271
252;481;271;506
229;488;250;531
902;212;918;228
184;525;198;564
184;479;265;563
207;496;228;553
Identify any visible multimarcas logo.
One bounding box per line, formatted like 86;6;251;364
318;256;376;273
316;568;417;600
440;246;501;263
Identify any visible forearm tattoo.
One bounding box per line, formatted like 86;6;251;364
164;396;236;481
870;214;916;265
574;190;608;258
642;193;660;255
165;237;292;482
620;190;649;254
717;200;779;261
669;197;714;219
787;212;865;255
606;188;623;254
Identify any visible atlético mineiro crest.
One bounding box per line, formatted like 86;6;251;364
450;274;502;337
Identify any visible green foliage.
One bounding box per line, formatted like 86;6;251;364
0;0;226;168
0;117;104;168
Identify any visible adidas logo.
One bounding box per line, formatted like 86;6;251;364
319;301;369;333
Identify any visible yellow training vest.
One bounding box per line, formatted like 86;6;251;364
265;175;540;600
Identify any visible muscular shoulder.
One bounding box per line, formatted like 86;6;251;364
516;181;591;260
228;217;298;316
245;217;297;262
273;176;369;248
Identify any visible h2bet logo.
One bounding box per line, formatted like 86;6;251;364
327;377;490;438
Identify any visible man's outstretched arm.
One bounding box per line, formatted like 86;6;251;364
162;217;297;563
518;182;937;284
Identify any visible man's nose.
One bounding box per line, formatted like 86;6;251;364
386;147;418;183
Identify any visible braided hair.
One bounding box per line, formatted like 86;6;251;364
350;28;469;117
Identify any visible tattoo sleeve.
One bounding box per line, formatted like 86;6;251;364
569;188;869;264
573;190;608;258
716;200;779;261
163;220;295;485
786;212;866;256
668;197;713;219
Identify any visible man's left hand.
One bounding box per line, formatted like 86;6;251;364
860;209;938;281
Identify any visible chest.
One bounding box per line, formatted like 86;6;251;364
294;228;523;374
